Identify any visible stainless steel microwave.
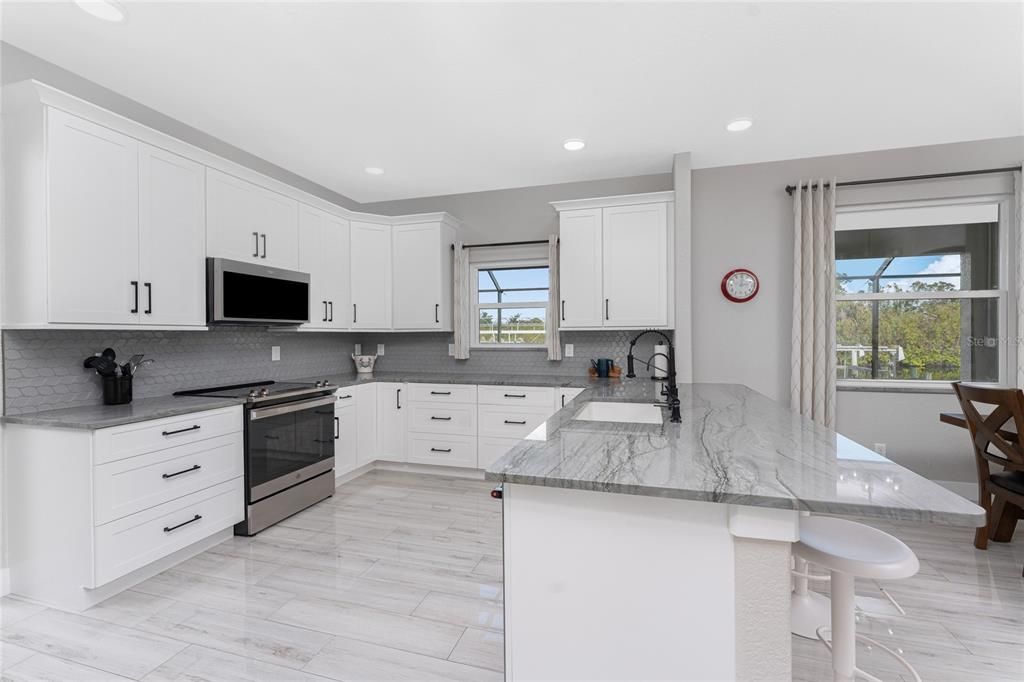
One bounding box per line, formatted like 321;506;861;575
207;258;310;325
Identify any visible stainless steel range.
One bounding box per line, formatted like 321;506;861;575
175;380;337;535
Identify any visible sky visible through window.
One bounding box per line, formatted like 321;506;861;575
837;254;961;293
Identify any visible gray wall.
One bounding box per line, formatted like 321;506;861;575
689;136;1024;484
0;42;361;211
361;173;673;241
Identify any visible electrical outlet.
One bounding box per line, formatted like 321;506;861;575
271;346;281;362
564;343;574;358
873;443;887;456
448;344;455;357
354;343;362;355
377;343;385;356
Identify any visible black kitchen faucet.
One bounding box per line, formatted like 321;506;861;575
625;330;682;423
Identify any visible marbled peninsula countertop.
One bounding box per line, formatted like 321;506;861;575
485;380;986;527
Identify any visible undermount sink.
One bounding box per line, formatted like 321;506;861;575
573;401;665;424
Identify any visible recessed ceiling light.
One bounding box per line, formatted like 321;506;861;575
726;118;753;132
563;138;586;151
364;167;384;176
75;0;127;23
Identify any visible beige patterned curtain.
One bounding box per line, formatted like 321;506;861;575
452;242;471;360
790;179;837;427
546;235;562;361
1015;169;1024;387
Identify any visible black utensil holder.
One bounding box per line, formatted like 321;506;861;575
102;375;133;405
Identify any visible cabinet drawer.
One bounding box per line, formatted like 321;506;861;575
408;404;476;436
478;405;552;438
478;385;554;408
94;433;244;525
93;477;243;587
405;383;477;405
94;406;243;464
407;433;478;468
334;387;358;402
478;436;523;470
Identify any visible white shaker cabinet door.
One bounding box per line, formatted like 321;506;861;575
300;205;350;330
355;383;378;464
558;208;604;328
350;221;392;329
335;403;359;477
375;382;406;462
392;223;442;329
138;144;206;326
46;108;141;324
206;168;299;270
601;202;668;327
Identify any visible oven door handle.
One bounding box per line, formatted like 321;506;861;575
249;395;337;421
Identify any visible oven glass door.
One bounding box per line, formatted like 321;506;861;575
248;395;335;501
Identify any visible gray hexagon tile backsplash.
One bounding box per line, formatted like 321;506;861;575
2;328;660;414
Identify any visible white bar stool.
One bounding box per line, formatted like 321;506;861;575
793;516;921;682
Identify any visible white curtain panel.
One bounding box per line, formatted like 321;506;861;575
790;179;837;427
452;241;471;359
546;234;562;360
1015;169;1024;387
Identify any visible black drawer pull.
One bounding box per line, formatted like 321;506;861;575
164;514;202;533
162;464;201;479
504;393;527;398
337;394;353;400
430;416;453;421
430;391;452;396
504;419;527;425
430;447;452;453
335;416;340;439
162;425;200;437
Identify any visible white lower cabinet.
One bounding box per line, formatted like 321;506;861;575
407;433;478;468
406;383;478;468
334;389;359;477
478;436;524;470
376;382;407;462
4;406;244;612
355;383;378;465
556;387;586;411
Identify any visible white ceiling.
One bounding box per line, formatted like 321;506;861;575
3;1;1022;203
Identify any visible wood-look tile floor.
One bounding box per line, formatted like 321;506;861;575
0;469;1020;681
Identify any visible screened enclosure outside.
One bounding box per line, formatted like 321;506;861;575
475;265;549;346
835;219;1003;383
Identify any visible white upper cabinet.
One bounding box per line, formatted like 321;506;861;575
558;209;604;328
602;202;669;327
206;168;299;270
553;192;674;330
138;145;207;326
46;109;141;324
350;221;392;329
392;220;456;330
299;205;351;330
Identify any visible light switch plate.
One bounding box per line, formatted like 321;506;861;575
448;344;455;357
271;346;281;362
377;343;385;356
354;343;362;355
564;343;574;358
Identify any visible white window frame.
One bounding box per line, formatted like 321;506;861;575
471;258;550;350
835;195;1013;391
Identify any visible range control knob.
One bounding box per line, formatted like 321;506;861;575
259;388;270;397
248;389;259;399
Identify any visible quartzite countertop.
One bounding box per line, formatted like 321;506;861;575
1;371;589;430
485;380;986;526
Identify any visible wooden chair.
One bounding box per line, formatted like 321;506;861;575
951;382;1024;571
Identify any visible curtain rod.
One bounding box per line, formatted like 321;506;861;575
784;166;1021;196
450;239;552;250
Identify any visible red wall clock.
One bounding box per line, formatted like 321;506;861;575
721;268;759;303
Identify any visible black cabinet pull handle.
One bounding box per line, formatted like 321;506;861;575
334;416;340;439
144;283;152;314
162;464;201;479
430;416;452;421
504;419;527;425
504;393;527;398
322;301;328;322
130;281;139;313
605;298;610;320
337;394;353;400
328;301;333;322
253;232;259;257
396;388;402;409
562;394;566;408
435;303;439;324
430;391;451;395
164;514;202;533
430;447;452;453
561;300;565;321
353;303;357;324
162;425;200;437
260;233;267;258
